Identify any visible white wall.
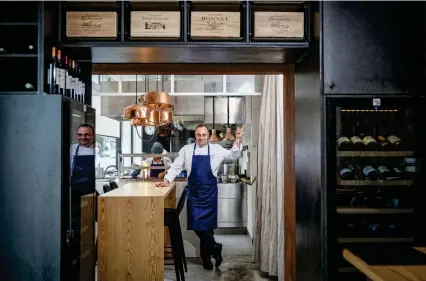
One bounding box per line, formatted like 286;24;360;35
92;96;120;138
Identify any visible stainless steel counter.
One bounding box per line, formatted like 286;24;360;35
218;183;247;228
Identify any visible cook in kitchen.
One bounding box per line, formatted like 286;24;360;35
156;124;245;270
131;142;171;180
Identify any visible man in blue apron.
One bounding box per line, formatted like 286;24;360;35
69;123;96;277
157;124;244;270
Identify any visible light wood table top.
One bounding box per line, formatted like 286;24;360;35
343;247;426;281
99;181;175;197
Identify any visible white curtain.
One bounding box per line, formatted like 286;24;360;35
253;75;285;280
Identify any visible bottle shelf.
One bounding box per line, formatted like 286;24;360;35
337;151;414;157
0;22;37;26
0;54;38;58
336;207;413;214
337;179;413;186
337;237;414;243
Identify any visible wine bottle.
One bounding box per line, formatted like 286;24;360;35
362;136;380;150
77;63;85;103
377;136;390;150
389;167;402;179
350;192;367;207
339;164;354;180
350;136;365;150
377;165;391;180
56;50;65;95
65;56;71;98
337;136;351;151
71;60;77;100
387;134;401;149
362;165;378;180
47;46;58;94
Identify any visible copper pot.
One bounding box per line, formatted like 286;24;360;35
144;91;174;109
210;129;220;142
131;118;149;126
224;128;235;141
146;108;173;125
124;104;148;120
138;95;145;104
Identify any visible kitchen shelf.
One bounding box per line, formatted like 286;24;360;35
336;208;413;214
337;179;413;186
337;151;414;157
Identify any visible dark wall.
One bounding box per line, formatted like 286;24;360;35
0;95;63;281
294;43;322;281
322;2;426;95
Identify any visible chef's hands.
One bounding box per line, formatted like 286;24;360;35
158;171;166;180
235;124;245;140
155;179;170;187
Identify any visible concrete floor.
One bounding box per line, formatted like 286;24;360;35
164;234;275;281
165;255;274;281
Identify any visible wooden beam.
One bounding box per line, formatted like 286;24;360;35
284;69;296;281
92;63;293;75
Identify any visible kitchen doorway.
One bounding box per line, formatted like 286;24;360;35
92;64;295;281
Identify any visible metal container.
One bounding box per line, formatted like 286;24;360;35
217;183;247;228
95;167;105;179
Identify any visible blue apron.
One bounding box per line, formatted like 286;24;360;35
71;145;95;194
187;144;218;231
150;159;165;178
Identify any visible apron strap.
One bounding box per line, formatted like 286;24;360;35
71;145;80;175
192;143;210;155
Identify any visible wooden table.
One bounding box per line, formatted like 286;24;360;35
343;247;426;281
97;182;176;281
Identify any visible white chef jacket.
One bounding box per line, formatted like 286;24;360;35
165;142;243;183
142;157;172;168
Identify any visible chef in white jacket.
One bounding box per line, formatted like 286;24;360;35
156;124;244;270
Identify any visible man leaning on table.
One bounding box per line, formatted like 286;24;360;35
156;124;244;270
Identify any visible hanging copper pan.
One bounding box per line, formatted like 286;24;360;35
144;91;174;109
224;127;235;141
124;104;148;120
130;118;149;126
210;129;220;142
146;108;173;125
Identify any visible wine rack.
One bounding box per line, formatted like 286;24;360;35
325;97;426;281
0;1;41;93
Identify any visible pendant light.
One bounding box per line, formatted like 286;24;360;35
123;74;174;127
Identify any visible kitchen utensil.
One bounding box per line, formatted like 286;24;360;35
225;127;235;141
210;129;220;142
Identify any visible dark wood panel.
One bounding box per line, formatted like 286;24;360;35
322;2;426;94
294;43;322;281
90;46;307;64
93;63;292;74
284;70;296;281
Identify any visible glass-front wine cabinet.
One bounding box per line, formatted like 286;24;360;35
325;96;426;281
